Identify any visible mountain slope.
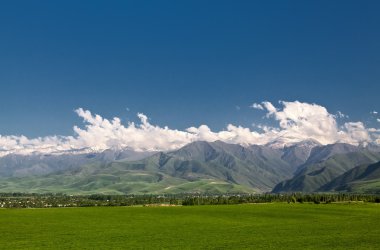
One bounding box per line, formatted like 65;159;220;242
0;141;293;194
294;143;360;174
281;139;321;171
272;150;380;193
110;141;294;192
320;161;380;194
1;141;380;194
0;148;155;178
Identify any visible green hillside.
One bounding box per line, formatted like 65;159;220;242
1;141;292;194
1;141;379;195
320;161;380;194
0;162;256;195
273;150;380;193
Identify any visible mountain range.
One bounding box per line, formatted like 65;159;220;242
0;140;380;194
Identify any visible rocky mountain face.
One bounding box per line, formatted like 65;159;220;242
281;139;321;172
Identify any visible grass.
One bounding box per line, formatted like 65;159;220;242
0;203;379;249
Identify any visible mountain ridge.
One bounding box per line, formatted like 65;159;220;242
0;140;380;194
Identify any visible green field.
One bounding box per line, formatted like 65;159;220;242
1;203;379;249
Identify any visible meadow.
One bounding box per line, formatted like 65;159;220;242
0;203;379;249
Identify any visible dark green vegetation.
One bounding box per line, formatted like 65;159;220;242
0;203;379;249
1;141;380;194
2;193;379;208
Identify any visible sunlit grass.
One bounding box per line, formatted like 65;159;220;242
0;203;379;249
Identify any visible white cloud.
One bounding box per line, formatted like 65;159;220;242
72;109;193;152
0;101;379;156
371;111;378;115
368;128;380;132
259;101;341;144
343;122;370;143
262;101;277;115
335;111;348;119
250;103;264;110
377;118;380;123
261;101;375;145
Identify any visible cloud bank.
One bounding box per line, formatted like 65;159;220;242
0;101;379;156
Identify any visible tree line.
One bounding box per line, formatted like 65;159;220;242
0;192;379;208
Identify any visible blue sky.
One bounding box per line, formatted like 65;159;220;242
1;0;380;137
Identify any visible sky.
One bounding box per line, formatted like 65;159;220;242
1;1;380;154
